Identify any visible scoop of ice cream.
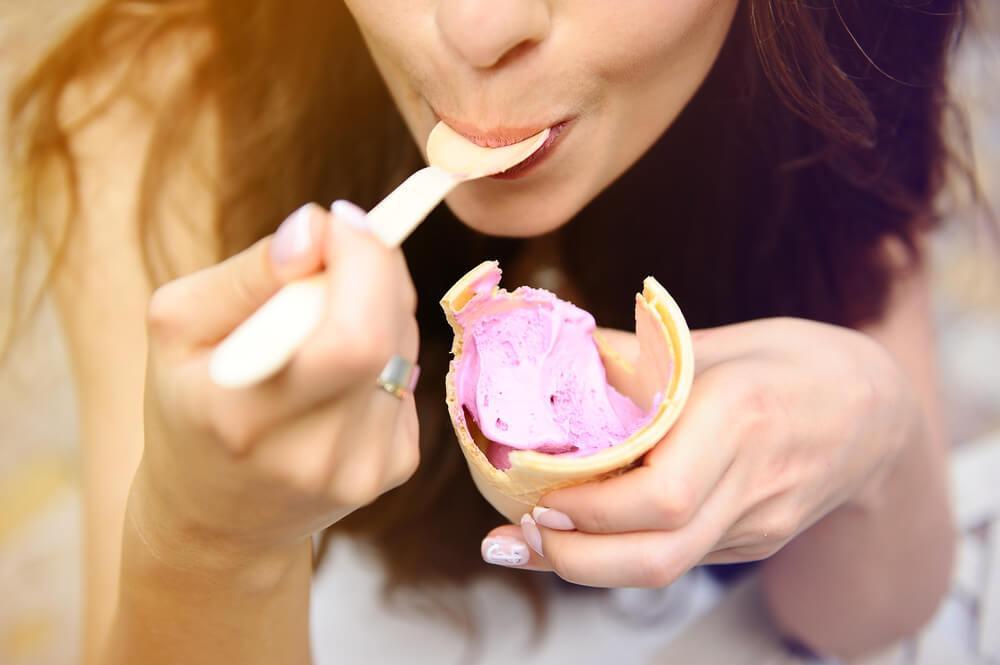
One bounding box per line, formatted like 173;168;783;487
454;286;652;469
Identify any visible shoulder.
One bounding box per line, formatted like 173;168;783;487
58;22;219;275
30;22;220;385
48;24;218;308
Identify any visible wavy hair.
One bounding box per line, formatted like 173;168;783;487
7;0;975;621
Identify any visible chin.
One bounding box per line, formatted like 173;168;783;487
442;173;597;238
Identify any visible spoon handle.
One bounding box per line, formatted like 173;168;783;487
209;166;462;389
368;166;462;246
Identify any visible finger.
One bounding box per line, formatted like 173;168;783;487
481;524;552;571
689;326;749;376
324;393;413;508
518;519;708;588
384;400;421;492
187;209;416;439
537;365;741;534
691;319;818;373
699;508;801;564
244;381;411;513
701;547;768;565
269;203;332;282
173;307;415;456
286;203;417;388
149;203;330;347
246;395;362;500
527;475;742;588
600;322;747;373
207;203;418;443
595;328;639;365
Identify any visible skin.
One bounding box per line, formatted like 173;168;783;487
46;1;953;664
487;278;955;656
345;0;740;235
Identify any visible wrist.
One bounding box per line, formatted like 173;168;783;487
846;338;922;513
125;465;311;593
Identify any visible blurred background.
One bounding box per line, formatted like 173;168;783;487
0;2;997;664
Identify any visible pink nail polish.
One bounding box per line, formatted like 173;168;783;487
271;204;315;265
520;513;544;557
533;506;576;531
331;199;369;231
481;536;530;567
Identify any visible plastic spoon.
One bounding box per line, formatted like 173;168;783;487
209;121;550;388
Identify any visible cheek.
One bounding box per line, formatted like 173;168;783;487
581;0;734;84
339;2;431;127
342;0;738;237
576;0;737;183
341;1;425;82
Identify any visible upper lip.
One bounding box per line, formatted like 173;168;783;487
434;111;564;148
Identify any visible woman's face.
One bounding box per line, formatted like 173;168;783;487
343;0;739;237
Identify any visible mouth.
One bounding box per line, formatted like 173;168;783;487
488;119;571;180
431;109;575;181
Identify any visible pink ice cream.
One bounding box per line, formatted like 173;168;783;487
454;282;653;470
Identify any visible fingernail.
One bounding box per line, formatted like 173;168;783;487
271;204;316;265
331;199;369;231
533;506;575;531
481;536;530;567
520;513;544;557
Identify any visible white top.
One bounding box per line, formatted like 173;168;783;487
310;537;725;665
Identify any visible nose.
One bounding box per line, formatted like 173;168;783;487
436;0;551;69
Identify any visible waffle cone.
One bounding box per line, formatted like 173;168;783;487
441;261;694;523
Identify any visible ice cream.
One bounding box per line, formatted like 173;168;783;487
441;261;694;523
454;284;654;469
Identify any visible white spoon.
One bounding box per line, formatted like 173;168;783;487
209;121;550;388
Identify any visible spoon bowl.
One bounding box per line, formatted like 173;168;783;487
426;122;549;179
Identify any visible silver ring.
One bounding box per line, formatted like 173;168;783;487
376;354;420;399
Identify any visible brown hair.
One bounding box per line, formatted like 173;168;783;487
7;0;974;615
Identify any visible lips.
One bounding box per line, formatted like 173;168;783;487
488;119;570;180
429;105;574;180
435;113;559;148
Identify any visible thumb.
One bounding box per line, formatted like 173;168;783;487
149;203;329;346
689;322;763;376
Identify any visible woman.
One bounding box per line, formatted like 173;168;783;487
7;0;964;663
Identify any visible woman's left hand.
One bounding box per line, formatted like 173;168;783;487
482;317;918;587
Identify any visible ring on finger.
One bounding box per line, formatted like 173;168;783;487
376;354;420;399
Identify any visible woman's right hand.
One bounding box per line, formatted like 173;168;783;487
132;201;421;566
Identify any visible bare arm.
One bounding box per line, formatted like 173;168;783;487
51;49;312;664
53;84;167;663
55;58;421;661
491;239;955;661
760;246;956;657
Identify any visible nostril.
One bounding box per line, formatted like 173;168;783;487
436;0;551;70
492;39;537;69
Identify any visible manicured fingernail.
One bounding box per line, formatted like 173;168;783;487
520;513;544;557
533;506;575;531
331;199;369;231
481;536;530;567
271;204;316;265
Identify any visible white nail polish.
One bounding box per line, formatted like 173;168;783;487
533;506;576;531
331;199;369;231
520;513;544;557
482;536;530;567
290;205;315;252
271;204;315;264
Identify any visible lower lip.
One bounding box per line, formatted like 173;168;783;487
488;120;572;180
